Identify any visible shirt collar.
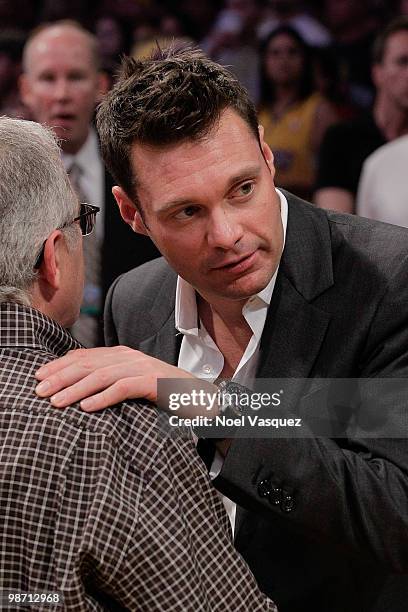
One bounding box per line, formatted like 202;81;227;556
0;302;81;356
62;127;99;176
175;188;288;334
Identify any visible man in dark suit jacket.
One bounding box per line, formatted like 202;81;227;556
35;48;408;611
102;193;408;612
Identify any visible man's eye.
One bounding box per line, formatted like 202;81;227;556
174;206;199;219
69;72;86;81
236;182;255;197
39;74;55;82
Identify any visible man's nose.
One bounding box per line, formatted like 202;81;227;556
53;78;71;101
206;207;243;250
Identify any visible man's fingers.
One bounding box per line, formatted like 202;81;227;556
35;349;134;397
36;360;97;398
35;346;136;381
35;349;86;380
80;378;145;412
44;365;141;407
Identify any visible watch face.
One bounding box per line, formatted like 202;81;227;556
221;381;245;416
225;383;244;396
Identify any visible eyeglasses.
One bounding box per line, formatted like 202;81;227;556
34;203;100;269
73;203;100;236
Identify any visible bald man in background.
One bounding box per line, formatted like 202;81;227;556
20;21;159;347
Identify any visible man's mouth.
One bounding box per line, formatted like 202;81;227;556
52;114;76;127
211;251;257;274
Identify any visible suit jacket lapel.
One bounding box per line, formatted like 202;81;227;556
139;317;181;365
257;273;331;380
258;192;333;381
138;266;180;365
235;193;334;543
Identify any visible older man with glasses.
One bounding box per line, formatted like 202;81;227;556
0;117;277;611
33;203;99;269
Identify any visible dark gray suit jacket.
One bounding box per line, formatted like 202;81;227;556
105;193;408;612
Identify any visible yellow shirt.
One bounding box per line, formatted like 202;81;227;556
259;92;322;190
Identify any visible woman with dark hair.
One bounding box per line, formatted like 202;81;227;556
258;25;338;199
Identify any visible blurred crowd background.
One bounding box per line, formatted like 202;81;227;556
2;0;408;225
2;0;404;115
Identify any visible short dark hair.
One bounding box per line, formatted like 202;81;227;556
372;16;408;65
96;45;259;206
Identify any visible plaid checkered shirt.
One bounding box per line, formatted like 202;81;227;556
0;303;277;611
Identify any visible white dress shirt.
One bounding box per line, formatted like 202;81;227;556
176;189;288;530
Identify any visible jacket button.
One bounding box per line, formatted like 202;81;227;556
268;487;282;506
281;493;295;512
258;479;272;498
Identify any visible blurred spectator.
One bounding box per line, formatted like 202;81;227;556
357;135;408;227
258;26;338;199
167;1;220;41
95;14;130;84
315;16;408;213
20;21;159;346
312;46;357;120
0;30;28;118
131;12;192;61
202;0;261;103
323;0;381;108
258;0;332;47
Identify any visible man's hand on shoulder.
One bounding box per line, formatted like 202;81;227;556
35;346;219;415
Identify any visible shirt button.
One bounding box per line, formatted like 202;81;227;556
203;364;212;374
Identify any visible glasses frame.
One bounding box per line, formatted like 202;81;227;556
33;203;100;270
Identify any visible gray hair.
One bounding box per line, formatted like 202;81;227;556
0;116;79;305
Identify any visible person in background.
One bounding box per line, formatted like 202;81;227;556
95;13;129;85
357;134;408;226
0;30;27;118
19;20;160;347
0;116;277;612
312;46;358;121
258;0;332;48
322;0;381;109
202;0;261;103
315;16;408;213
258;25;337;200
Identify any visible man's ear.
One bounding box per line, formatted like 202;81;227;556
112;186;148;235
37;230;64;291
258;124;275;178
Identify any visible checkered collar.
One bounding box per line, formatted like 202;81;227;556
0;302;81;356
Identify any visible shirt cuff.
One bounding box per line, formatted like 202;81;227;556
209;448;225;480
